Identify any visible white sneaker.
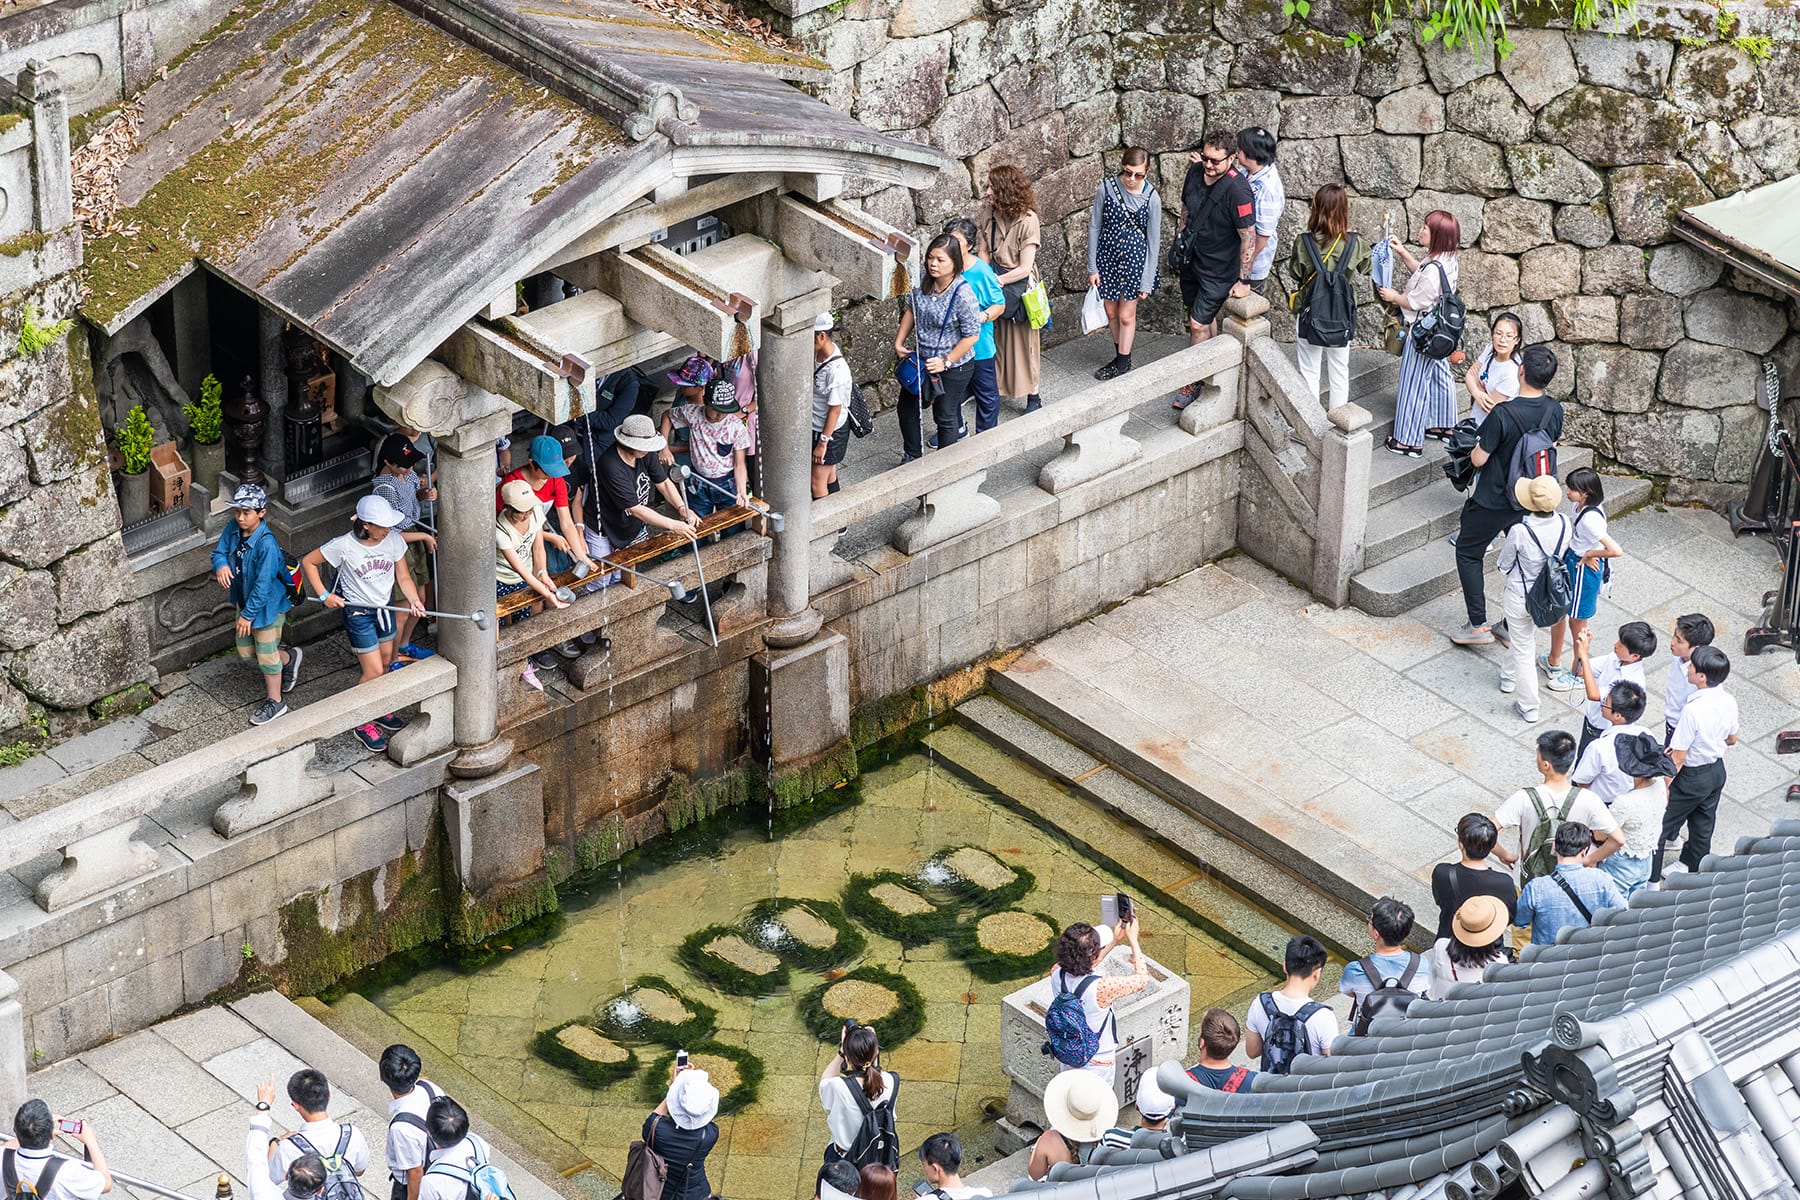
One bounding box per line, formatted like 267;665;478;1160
1515;701;1540;722
1499;676;1516;694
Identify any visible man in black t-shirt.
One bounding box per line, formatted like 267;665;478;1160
1452;344;1565;645
1174;129;1257;408
1430;813;1518;941
594;415;698;566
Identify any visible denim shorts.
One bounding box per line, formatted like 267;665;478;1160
343;605;397;653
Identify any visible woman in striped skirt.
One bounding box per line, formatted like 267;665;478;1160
1377;210;1461;457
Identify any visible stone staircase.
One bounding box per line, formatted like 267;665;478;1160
1332;351;1655;618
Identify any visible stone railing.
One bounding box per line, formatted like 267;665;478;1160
809;334;1246;584
0;658;456;913
1227;298;1374;607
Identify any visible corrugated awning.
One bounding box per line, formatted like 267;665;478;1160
1675;174;1800;301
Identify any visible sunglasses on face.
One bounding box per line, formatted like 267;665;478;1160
1120;169;1145;179
1201;153;1230;166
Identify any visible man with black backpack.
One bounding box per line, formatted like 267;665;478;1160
1243;936;1336;1076
381;1044;448;1200
248;1082;328;1200
3;1100;110;1200
1338;899;1430;1036
1452;344;1564;649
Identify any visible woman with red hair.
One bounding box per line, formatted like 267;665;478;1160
1377;209;1461;457
977;165;1045;415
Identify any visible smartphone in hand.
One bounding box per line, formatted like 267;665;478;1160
57;1119;83;1137
675;1050;689;1069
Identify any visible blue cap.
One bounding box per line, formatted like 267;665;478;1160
529;434;570;478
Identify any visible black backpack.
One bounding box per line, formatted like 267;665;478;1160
842;1076;900;1172
288;1127;362;1200
387;1079;445;1140
4;1151;63;1200
1408;261;1465;360
1349;954;1422;1036
1502;403;1561;511
1519;516;1574;629
1297;233;1359;350
1256;993;1324;1076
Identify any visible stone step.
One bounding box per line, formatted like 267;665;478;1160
1362;446;1597;570
1349;472;1656;617
942;700;1369;963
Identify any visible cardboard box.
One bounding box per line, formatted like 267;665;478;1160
149;441;191;514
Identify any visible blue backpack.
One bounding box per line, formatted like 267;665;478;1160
1041;975;1108;1068
425;1141;517;1200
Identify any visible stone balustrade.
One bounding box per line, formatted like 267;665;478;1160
809;335;1246;580
0;657;457;913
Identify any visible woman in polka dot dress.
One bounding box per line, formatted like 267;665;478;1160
1086;147;1162;381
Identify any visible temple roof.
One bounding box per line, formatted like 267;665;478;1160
1011;819;1800;1199
80;0;940;386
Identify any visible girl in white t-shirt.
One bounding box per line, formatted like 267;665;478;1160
819;1023;897;1165
1462;312;1521;428
302;494;430;751
1545;467;1624;691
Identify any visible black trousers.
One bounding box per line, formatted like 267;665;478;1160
1576;717;1606;761
1456;499;1524;627
1651;759;1726;881
897;361;975;460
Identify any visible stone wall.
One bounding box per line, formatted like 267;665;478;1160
0;69;149;743
782;0;1800;502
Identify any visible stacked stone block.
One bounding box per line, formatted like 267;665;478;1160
782;0;1800;498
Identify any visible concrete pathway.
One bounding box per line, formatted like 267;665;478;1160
24;992;567;1200
992;504;1800;917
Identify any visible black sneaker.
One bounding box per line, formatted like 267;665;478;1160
927;427;968;449
373;712;408;732
530;651;563;671
1094;359;1131;381
280;645;303;694
249;699;288;726
553;638;584;660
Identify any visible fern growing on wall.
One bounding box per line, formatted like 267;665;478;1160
16;305;72;355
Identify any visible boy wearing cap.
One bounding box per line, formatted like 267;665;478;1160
498;434;594;579
372;433;438;659
210;484;302;726
301;495;429;751
1494;474;1571;723
1099;1072;1178;1150
658;376;751;520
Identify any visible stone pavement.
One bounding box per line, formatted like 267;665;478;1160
992;503;1800;917
24;991;566;1200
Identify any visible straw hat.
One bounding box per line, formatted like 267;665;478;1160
1451;894;1509;947
1513;475;1561;514
1043;1069;1118;1143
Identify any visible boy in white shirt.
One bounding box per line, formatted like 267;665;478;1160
268;1069;369;1188
380;1044;446;1200
1571;676;1651;805
1662;613;1714;747
1653;646;1739;883
1570;622;1655;759
1494;730;1624;880
1494;476;1571;724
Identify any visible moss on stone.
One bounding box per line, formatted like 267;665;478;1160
843;870;956;946
0;231;50;259
89;681;153;721
271;844;448;997
949;909;1058;982
798;966;925;1049
594;975;718;1045
676;922;791;995
532;1020;638;1088
924;846;1034;909
742;897;866;970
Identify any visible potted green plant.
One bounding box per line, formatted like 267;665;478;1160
183;373;225;495
116;404;154;524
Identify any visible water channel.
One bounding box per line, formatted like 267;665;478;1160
327;728;1291;1200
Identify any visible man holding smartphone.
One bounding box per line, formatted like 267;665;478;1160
3;1101;111;1200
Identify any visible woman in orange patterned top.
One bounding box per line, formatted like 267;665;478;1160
1046;916;1149;1086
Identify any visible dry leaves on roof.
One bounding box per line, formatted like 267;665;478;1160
630;0;796;51
71;101;143;239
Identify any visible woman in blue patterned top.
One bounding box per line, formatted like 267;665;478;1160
893;232;982;459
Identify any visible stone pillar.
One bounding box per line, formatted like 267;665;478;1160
758;298;829;648
0;969;23;1122
18;61;72;232
437;429;512;778
1313;403;1373;608
258;306;286;482
336;360;369;428
171;271;212;402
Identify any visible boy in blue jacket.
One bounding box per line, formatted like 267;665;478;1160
211;484;302;724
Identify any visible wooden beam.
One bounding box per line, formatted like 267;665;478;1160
534;172;782;275
596;242;761;364
729;193;916;302
437;320;595;426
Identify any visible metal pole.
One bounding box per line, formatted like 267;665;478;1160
669;472;718;648
48;1148;205;1200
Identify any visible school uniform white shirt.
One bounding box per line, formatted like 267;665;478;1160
1671;687;1738;768
270;1117;370;1186
417;1135;490;1200
1664;655;1697;731
1572;723;1650;804
1581;654;1644;729
385;1080;444;1177
1;1146;106;1200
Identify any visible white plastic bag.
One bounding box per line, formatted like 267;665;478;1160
1080;286;1107;336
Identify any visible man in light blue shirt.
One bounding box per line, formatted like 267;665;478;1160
944;218;1007;436
1515;821;1627;946
1237;127;1285;294
1338;896;1430;1033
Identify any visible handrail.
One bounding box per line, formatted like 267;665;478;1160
811;335;1244;532
0;656;457;877
48;1144;207;1200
